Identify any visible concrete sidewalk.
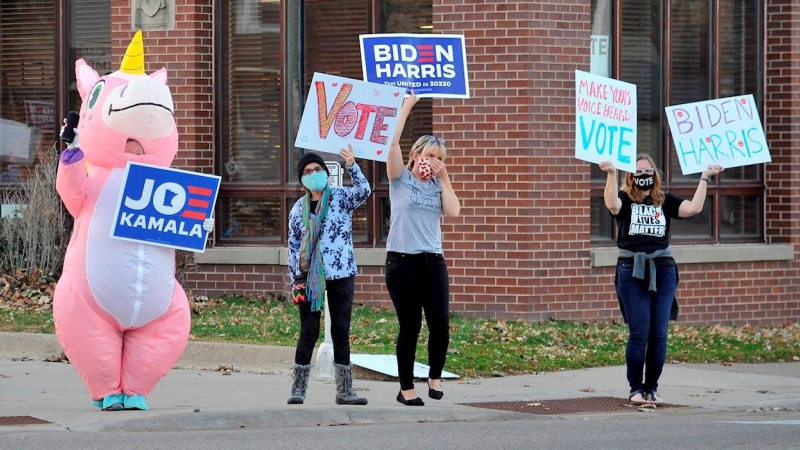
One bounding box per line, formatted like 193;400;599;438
1;332;798;433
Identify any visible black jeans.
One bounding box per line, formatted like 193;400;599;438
294;276;355;366
385;251;450;390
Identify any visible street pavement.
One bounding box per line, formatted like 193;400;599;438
0;331;798;433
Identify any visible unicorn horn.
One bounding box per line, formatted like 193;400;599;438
119;30;145;75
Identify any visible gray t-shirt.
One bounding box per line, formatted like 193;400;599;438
386;168;443;254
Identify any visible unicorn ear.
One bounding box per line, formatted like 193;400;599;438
75;58;100;100
149;67;168;84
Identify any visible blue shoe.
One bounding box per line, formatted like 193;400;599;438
98;394;125;411
123;394;149;410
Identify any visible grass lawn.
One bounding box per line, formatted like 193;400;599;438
2;296;798;378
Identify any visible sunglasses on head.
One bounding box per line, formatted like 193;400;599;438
424;135;446;145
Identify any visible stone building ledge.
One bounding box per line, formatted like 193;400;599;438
193;248;387;266
194;244;795;268
590;244;795;268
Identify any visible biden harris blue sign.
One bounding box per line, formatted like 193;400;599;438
111;163;221;253
359;33;470;99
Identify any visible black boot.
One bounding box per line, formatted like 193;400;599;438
287;364;311;404
333;362;367;405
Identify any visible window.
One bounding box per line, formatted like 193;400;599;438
68;2;112;112
0;0;56;185
217;0;434;246
1;1;110;188
591;0;763;244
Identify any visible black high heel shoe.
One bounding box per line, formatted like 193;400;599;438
396;390;425;406
427;379;444;400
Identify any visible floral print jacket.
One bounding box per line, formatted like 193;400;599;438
288;163;371;282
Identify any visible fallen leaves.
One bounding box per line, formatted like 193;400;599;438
0;269;57;311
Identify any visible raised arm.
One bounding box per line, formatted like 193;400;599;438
338;144;371;209
679;164;723;218
387;91;418;181
56;126;88;217
599;160;622;216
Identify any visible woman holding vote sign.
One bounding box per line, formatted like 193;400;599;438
600;155;722;405
386;91;460;406
286;145;371;406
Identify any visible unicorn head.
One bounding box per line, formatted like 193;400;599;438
74;30;178;169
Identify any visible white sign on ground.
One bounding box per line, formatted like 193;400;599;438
350;354;460;379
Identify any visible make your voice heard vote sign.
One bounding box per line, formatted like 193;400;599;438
295;72;405;163
575;70;637;174
111;162;221;253
359;33;470;99
665;95;770;175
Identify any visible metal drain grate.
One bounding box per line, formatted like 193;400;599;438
460;397;687;415
0;416;52;427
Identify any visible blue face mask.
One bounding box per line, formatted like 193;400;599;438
301;171;328;192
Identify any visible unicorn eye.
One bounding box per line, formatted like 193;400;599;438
87;81;105;111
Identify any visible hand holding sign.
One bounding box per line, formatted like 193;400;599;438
340;144;356;168
598;160;616;174
401;90;419;110
203;217;214;233
701;164;724;180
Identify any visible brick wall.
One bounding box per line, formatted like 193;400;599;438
764;0;800;248
432;0;616;321
173;0;799;325
111;0;214;174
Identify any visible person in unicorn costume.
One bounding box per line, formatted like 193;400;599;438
54;31;211;411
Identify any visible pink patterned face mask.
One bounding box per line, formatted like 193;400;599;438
414;154;433;180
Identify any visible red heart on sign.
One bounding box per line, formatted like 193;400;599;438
740;98;746;104
705;137;711;143
738;141;744;147
376;150;384;155
394;92;400;97
332;83;338;87
677;112;683;117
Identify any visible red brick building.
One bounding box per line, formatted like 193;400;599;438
1;0;798;325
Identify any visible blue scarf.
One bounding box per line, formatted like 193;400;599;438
299;187;331;312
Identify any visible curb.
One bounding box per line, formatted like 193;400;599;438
0;332;302;375
67;405;534;432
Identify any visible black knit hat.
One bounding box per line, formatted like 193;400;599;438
297;152;330;180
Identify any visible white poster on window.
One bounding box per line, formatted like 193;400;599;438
0;119;35;163
590;35;610;77
665;95;771;174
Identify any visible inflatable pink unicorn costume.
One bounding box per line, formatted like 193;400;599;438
54;31;198;411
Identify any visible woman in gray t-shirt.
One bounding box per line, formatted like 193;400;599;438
385;92;461;406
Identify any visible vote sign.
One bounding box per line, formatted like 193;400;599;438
111;162;221;253
574;70;638;173
295;72;405;162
